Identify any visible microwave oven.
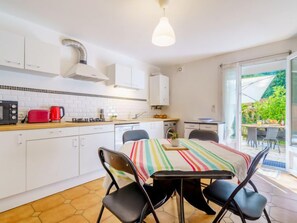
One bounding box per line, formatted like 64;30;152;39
0;100;18;125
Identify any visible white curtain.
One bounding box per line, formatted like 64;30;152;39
222;63;241;149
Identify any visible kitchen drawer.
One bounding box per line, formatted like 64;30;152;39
184;123;200;129
199;124;218;131
79;124;114;135
26;127;79;140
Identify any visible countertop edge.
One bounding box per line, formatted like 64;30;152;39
0;118;180;131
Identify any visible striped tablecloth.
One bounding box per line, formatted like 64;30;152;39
120;138;251;182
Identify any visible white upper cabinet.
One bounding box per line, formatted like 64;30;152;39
107;64;145;89
0;30;24;69
131;68;145;89
150;74;169;106
25;38;60;75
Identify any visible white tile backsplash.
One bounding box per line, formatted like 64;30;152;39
1;89;153;121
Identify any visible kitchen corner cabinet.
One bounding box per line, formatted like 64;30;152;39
25;38;60;75
0;30;24;69
26;128;79;190
0;131;26;199
140;121;164;139
150;74;169;106
79;125;114;175
107;64;145;89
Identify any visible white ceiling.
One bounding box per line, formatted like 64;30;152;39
0;0;297;67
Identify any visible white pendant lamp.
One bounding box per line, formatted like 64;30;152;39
152;0;176;47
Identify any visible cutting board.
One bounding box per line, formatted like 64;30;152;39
162;144;189;151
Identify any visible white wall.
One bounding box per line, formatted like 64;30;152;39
162;37;297;136
0;12;160;120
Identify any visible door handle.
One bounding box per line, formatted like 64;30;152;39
17;134;23;145
5;59;21;65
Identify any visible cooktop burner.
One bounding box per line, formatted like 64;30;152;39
70;118;105;123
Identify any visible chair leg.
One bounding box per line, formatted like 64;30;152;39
212;207;228;223
97;205;105;223
263;208;271;223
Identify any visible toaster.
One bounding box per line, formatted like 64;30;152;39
28;110;49;123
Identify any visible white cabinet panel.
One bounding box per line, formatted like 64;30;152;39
150;74;169;106
80;131;114;175
140;121;164;139
107;64;145;89
26;136;79;190
25;38;60;75
0;131;26;199
131;68;145;90
0;30;24;69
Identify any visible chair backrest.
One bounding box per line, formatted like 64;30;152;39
122;129;149;144
246;147;269;179
265;127;279;140
188;129;219;143
98;147;141;188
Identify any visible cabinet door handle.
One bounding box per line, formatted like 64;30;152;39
26;64;41;68
5;59;21;65
17;134;23;145
80;138;85;147
72;138;78;147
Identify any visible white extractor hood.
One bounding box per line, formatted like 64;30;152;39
62;39;109;82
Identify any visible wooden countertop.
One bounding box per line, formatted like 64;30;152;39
0;118;179;131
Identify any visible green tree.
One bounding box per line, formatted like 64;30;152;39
242;86;286;123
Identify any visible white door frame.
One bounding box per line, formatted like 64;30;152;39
286;52;297;176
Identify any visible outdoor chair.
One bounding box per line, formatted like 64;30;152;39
262;128;280;153
97;147;167;223
203;147;271;223
122;129;149;144
188;129;219;143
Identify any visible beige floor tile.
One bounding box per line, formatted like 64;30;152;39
59;215;89;223
83;179;101;191
100;215;121;223
270;206;297;223
38;204;75;223
145;211;176;223
31;194;65;212
71;193;101;210
60;186;89;200
16;217;41;223
83;204;111;222
0;204;34;223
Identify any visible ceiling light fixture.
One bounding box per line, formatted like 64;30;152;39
152;0;176;47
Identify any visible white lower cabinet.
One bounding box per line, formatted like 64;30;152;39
0;131;26;199
79;125;114;175
26;136;79;190
139;121;164;139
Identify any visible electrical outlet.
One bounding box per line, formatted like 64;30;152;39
18;111;25;120
211;105;216;113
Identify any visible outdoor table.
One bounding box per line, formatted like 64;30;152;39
117;138;251;223
242;124;285;148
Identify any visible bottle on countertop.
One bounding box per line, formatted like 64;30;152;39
100;109;105;121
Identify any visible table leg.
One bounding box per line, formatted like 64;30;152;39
178;179;216;215
175;179;185;223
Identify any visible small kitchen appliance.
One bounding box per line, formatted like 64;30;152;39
0;100;18;125
28;110;49;123
50;106;65;122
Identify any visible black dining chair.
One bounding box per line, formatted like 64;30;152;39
188;129;219;188
122;129;149;144
97;147;167;223
203;147;271;223
188;129;219;143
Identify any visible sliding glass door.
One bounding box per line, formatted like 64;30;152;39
286;52;297;176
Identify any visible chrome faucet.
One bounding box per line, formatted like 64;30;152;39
132;111;146;119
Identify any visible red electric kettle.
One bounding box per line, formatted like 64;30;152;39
50;106;65;122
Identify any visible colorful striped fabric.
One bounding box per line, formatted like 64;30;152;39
120;138;251;182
